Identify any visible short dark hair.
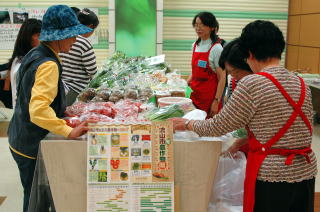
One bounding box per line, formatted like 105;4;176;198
8;18;42;69
192;12;218;45
77;8;99;29
70;7;80;14
219;38;252;72
239;20;285;61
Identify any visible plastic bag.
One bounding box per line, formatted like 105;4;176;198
64;116;81;128
113;99;141;121
174;109;207;141
208;151;246;212
64;102;88;117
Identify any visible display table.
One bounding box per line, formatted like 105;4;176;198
309;84;320;115
29;139;222;212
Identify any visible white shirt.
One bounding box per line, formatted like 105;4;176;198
193;39;223;72
10;57;21;109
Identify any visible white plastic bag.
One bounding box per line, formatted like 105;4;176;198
208;151;247;212
174;109;207;141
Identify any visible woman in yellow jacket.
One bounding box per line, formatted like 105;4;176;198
8;5;93;212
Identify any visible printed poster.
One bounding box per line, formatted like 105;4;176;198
87;121;174;212
0;7;103;49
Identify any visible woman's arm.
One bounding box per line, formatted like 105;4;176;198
209;66;226;116
187;74;192;85
171;78;257;137
29;61;90;139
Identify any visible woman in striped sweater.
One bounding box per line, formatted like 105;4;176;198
60;8;99;106
171;20;317;212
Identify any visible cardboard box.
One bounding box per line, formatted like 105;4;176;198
298;47;320;74
174;140;222;212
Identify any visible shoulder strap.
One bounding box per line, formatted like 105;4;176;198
257;72;312;135
208;41;219;53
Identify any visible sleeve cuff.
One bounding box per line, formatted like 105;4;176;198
60;125;73;138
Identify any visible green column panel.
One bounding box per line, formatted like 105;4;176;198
116;0;156;57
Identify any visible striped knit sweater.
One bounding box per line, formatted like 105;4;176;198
193;67;317;183
59;35;97;93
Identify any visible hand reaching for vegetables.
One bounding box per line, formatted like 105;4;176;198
67;119;97;139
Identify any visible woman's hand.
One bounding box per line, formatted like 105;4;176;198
221;138;248;157
67;119;96;139
169;117;189;131
209;100;219;117
187;74;192;85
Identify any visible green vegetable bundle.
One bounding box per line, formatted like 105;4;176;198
145;104;184;121
88;52;171;89
232;128;248;138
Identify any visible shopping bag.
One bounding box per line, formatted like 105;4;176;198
174;109;206;141
208;151;247;212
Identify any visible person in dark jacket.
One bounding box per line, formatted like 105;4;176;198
8;5;92;212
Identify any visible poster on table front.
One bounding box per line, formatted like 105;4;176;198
87;121;174;212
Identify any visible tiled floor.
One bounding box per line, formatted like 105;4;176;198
0;126;319;212
0;137;23;212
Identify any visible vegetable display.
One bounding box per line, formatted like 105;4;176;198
64;52;192;125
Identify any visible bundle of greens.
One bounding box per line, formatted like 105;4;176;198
88;52;171;89
145;104;184;121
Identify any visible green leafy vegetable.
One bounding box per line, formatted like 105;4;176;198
232;128;248;138
145;104;184;121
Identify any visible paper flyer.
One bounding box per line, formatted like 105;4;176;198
87;122;174;212
0;7;101;49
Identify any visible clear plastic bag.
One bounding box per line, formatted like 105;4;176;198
208;151;246;212
174;109;207;141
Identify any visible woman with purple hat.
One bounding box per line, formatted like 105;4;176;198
7;5;93;211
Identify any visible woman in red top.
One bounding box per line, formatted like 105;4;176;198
187;12;226;118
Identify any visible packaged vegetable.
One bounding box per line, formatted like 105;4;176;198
145;104;184;121
77;88;96;102
65;102;87;117
64;117;81;128
232;128;248;138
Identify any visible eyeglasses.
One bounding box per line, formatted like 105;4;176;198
193;23;206;29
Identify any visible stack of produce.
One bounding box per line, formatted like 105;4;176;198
78;52;188;104
87;51;170;90
64;52;189;126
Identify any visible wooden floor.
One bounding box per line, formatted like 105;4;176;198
0;196;6;206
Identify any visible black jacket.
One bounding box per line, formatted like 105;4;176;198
8;44;66;158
